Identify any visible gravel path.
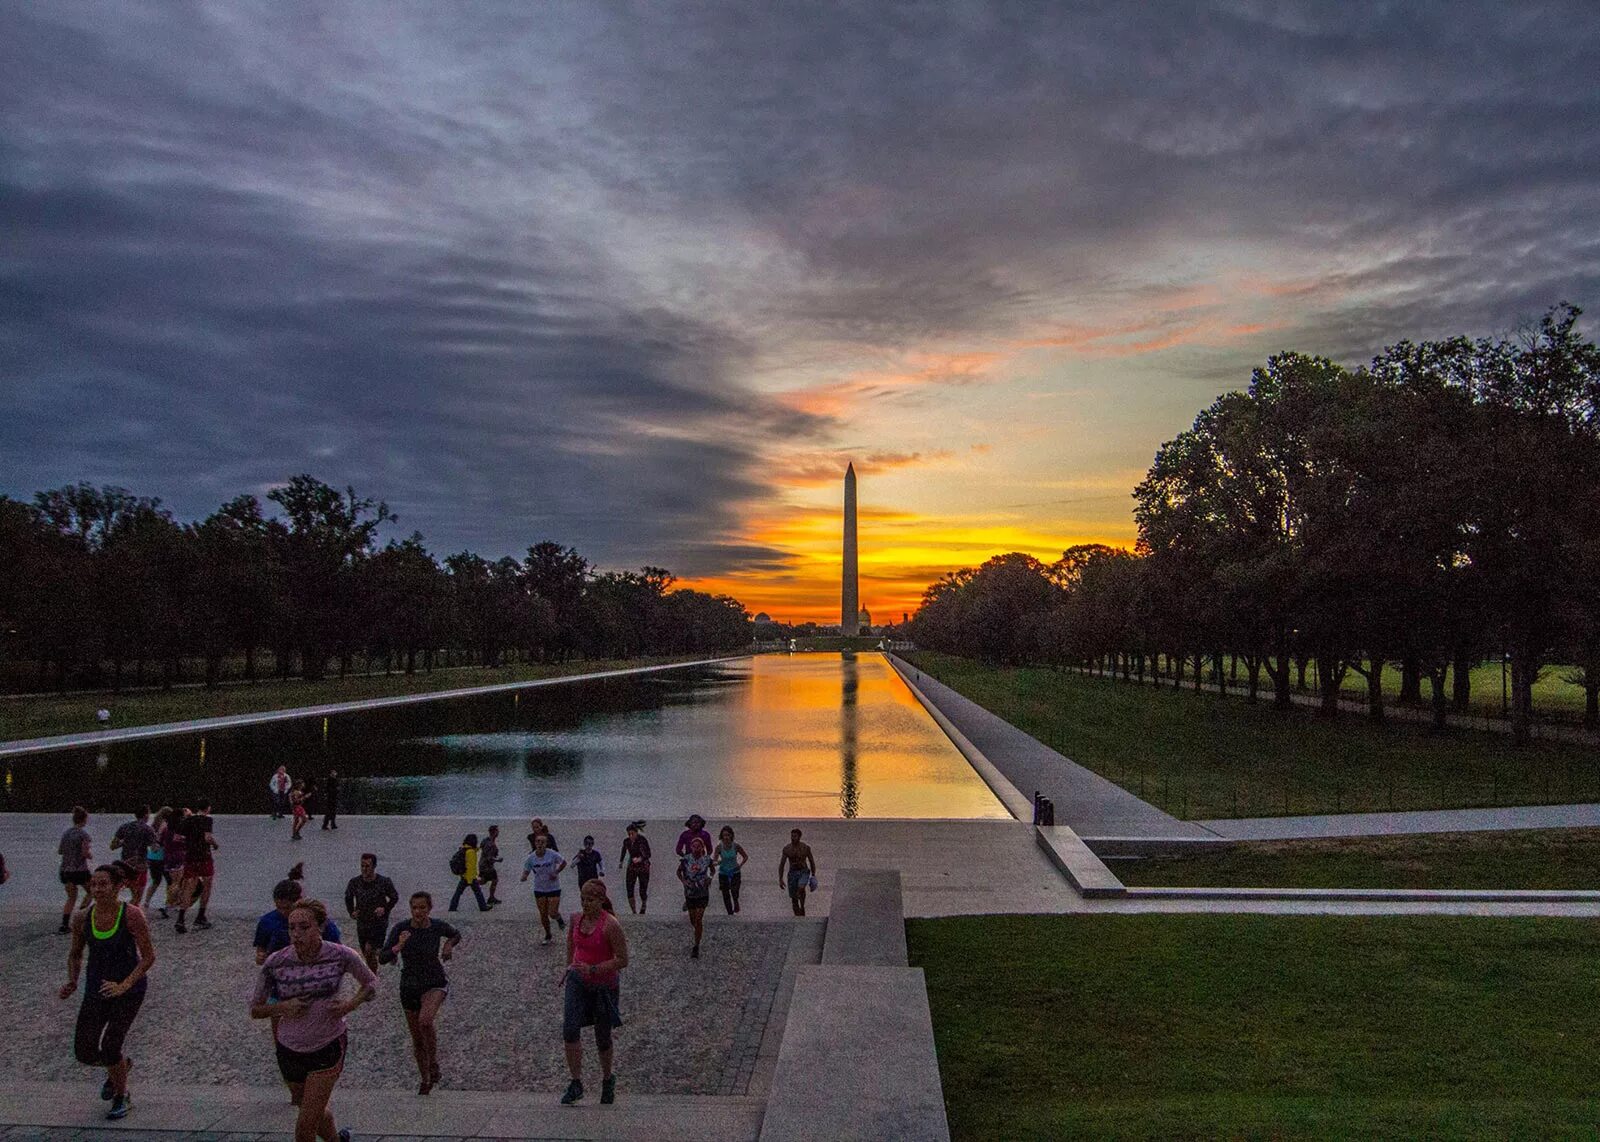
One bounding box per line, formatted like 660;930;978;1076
0;913;805;1096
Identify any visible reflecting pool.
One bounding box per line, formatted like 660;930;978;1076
1;653;1008;819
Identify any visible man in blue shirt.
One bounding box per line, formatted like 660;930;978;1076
253;874;341;964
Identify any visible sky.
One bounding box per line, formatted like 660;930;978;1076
5;2;1599;623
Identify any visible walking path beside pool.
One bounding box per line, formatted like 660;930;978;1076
1200;802;1600;839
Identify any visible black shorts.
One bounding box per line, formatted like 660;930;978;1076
275;1033;346;1085
356;919;387;950
534;889;561;900
60;870;91;887
400;982;448;1012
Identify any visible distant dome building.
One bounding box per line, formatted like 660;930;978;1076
754;612;772;623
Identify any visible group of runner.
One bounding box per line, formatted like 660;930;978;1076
49;806;820;1129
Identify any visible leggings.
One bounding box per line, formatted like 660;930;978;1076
718;871;742;913
75;991;145;1067
625;868;649;906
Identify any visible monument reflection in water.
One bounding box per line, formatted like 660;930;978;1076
2;653;1008;819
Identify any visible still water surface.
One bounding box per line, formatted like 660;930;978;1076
2;654;1007;819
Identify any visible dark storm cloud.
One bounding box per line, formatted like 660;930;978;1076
4;1;1599;575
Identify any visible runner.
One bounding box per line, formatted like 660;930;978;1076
290;781;310;841
675;814;711;858
256;868;343;963
559;877;629;1106
141;807;173;918
160;809;189;918
250;898;374;1142
713;826;748;916
572;835;605;891
778;828;817;917
110;807;156;905
677;835;713;958
521;833;567;944
59;863;156;1121
619;821;651;915
447;834;490;912
344;853;399;972
320;771;340;830
480;825;502;908
175;800;218;933
527;817;560;855
58;806;93;933
379;891;461;1094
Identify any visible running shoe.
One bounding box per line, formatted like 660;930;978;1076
555;914;565;930
431;1063;442;1085
105;1093;131;1120
560;1079;584;1105
418;1080;432;1095
691;944;700;958
100;1079;115;1101
601;1075;616;1104
58;921;71;934
541;934;552;945
194;917;213;930
174;921;187;934
338;1130;351;1142
158;907;169;919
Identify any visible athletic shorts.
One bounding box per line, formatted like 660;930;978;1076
787;869;809;894
534;889;561;900
356;919;388;950
400;982;448;1012
185;859;215;880
275;1032;346;1085
60;870;91;887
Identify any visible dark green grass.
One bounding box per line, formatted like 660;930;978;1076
0;654;714;741
905;651;1600;818
908;913;1600;1139
1120;829;1600;889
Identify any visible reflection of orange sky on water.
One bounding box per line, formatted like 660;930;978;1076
682;503;1131;622
718;653;1008;818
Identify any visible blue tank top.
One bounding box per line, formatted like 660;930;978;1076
717;845;740;875
86;904;145;999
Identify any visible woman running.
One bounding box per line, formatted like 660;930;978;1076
141;807;173;918
250;898;375;1142
713;826;748;916
619;821;651;914
559;878;629;1106
379;891;461;1095
677;835;713;958
60;862;156;1121
290;782;309;841
521;832;567;944
160;808;189;917
58;806;92;933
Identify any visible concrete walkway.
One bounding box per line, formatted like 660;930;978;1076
887;654;1213;839
0;657;741;758
1201;802;1600;840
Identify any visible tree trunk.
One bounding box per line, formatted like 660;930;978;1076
1399;656;1422;704
1510;656;1532;746
1295;654;1309;693
1246;654;1261;703
1364;658;1386;721
1316;655;1344;716
1192;651;1204;693
1213;652;1227;697
1451;650;1473;711
243;645;256;681
1428;668;1449;730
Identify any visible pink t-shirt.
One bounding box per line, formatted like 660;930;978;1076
569;912;620;987
252;939;376;1053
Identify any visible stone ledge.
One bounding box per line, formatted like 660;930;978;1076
1036;824;1127;897
822;868;907;966
1124;885;1600;904
758;966;950;1142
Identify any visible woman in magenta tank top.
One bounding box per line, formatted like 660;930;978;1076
559;879;629;1106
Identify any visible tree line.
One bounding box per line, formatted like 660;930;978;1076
0;474;752;693
910;303;1600;742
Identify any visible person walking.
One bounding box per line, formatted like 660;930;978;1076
713;826;748;916
320;771;340;831
110;808;157;905
269;767;293;820
677;836;713;958
480;825;502;908
447;834;490;913
60;862;156;1121
379;892;461;1095
345;853;399;972
778;828;817;917
521;833;567;944
675;814;711;859
255;868;342;964
290;782;310;841
559;878;629;1106
175;800;217;933
572;835;605;891
250;898;375;1142
58;806;93;933
140;807;173;918
619;821;651;915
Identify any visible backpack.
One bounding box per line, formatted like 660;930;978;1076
449;847;467;877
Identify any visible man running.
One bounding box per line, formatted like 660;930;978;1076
572;835;605;891
344;854;399;971
175;800;218;933
255;871;342;963
109;808;156;904
60;863;156;1121
619;821;651;915
778;828;817;917
479;825;502;908
58;806;93;933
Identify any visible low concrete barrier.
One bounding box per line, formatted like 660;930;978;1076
1036;824;1127;897
822;868;908;966
759;965;951;1142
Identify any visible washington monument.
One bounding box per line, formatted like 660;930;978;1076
841;462;859;636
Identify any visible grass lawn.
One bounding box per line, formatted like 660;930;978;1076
0;654;721;741
1119;829;1600;889
905;651;1600;818
908;913;1600;1140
